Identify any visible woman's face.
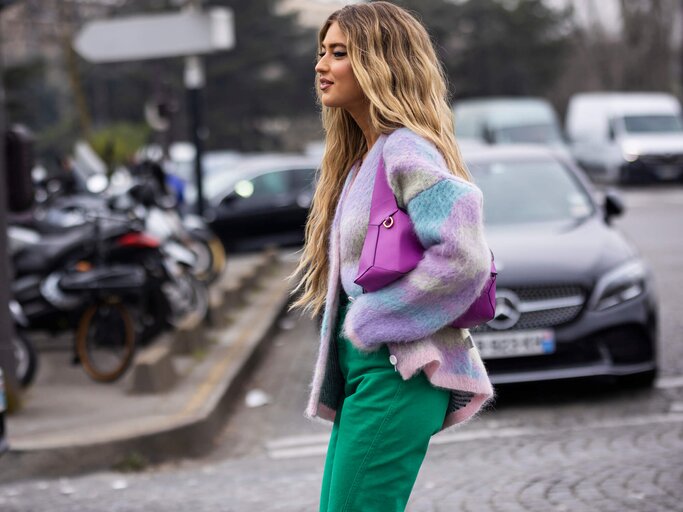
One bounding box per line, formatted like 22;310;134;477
315;22;366;112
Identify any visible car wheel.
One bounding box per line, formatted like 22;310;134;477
620;369;657;389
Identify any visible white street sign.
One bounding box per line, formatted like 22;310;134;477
74;8;235;63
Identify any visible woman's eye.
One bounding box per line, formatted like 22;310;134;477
317;51;347;58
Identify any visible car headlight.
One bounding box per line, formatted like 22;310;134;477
621;144;640;162
588;260;648;312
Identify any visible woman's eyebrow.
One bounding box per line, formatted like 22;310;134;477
320;43;347;49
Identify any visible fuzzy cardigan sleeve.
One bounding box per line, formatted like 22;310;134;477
342;128;491;351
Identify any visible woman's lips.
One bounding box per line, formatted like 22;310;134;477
320;79;333;91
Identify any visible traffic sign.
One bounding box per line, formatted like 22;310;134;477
74;8;234;63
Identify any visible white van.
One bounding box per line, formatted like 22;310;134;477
565;92;683;184
453;97;567;148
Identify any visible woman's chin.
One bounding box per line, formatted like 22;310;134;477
321;96;342;109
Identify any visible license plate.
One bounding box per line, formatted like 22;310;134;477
474;329;555;359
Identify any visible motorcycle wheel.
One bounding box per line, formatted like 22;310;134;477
187;234;226;284
187;239;214;283
12;331;38;387
207;236;227;281
76;300;136;383
166;271;209;329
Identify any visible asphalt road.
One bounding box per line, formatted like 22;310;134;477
611;186;683;377
1;184;682;512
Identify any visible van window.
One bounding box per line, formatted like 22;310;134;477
623;115;683;134
492;124;564;144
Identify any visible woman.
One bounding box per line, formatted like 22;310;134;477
289;3;494;510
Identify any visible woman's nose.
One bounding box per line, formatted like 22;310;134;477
315;57;327;74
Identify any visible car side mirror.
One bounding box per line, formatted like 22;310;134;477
607;119;617;141
219;193;238;209
603;188;625;222
482;125;495;145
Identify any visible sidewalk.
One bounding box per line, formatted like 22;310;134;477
0;249;299;482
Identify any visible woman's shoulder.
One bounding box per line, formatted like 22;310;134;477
382;127;479;200
383;127;442;162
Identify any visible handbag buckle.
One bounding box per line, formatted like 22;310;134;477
382;216;394;229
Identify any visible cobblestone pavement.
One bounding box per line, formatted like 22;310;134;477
1;186;682;511
0;414;681;511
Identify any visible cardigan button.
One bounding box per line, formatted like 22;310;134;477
389;355;397;366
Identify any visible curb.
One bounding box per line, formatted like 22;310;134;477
0;252;295;482
132;248;277;391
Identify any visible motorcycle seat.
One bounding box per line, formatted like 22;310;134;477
14;226;93;276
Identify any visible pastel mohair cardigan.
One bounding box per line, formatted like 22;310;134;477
305;127;494;431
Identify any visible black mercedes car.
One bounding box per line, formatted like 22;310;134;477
465;145;658;385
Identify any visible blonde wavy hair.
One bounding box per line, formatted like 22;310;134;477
289;1;471;317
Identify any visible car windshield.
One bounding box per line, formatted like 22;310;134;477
622;114;683;134
468;159;595;225
492;124;564;144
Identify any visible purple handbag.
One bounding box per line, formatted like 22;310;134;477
353;158;497;328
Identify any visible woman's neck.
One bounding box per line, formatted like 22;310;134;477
361;129;379;154
346;102;379;155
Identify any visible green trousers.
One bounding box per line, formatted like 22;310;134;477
319;295;450;512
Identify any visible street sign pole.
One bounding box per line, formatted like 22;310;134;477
73;5;234;218
185;55;206;216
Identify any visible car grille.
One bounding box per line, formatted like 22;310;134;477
472;285;586;332
639;153;683;166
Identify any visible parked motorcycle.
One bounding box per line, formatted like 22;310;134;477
5;157;216;383
9;216;147;382
26;160;227;286
118;164;226;285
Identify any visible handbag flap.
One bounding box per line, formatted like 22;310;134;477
368;159;401;224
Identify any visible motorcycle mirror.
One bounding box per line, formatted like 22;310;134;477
32;165;48;183
87;174;108;194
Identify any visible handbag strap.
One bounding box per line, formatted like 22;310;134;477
368;157;400;225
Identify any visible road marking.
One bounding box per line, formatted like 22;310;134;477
432;412;683;445
267;412;683;460
656;375;683;389
269;445;329;460
266;433;330;450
